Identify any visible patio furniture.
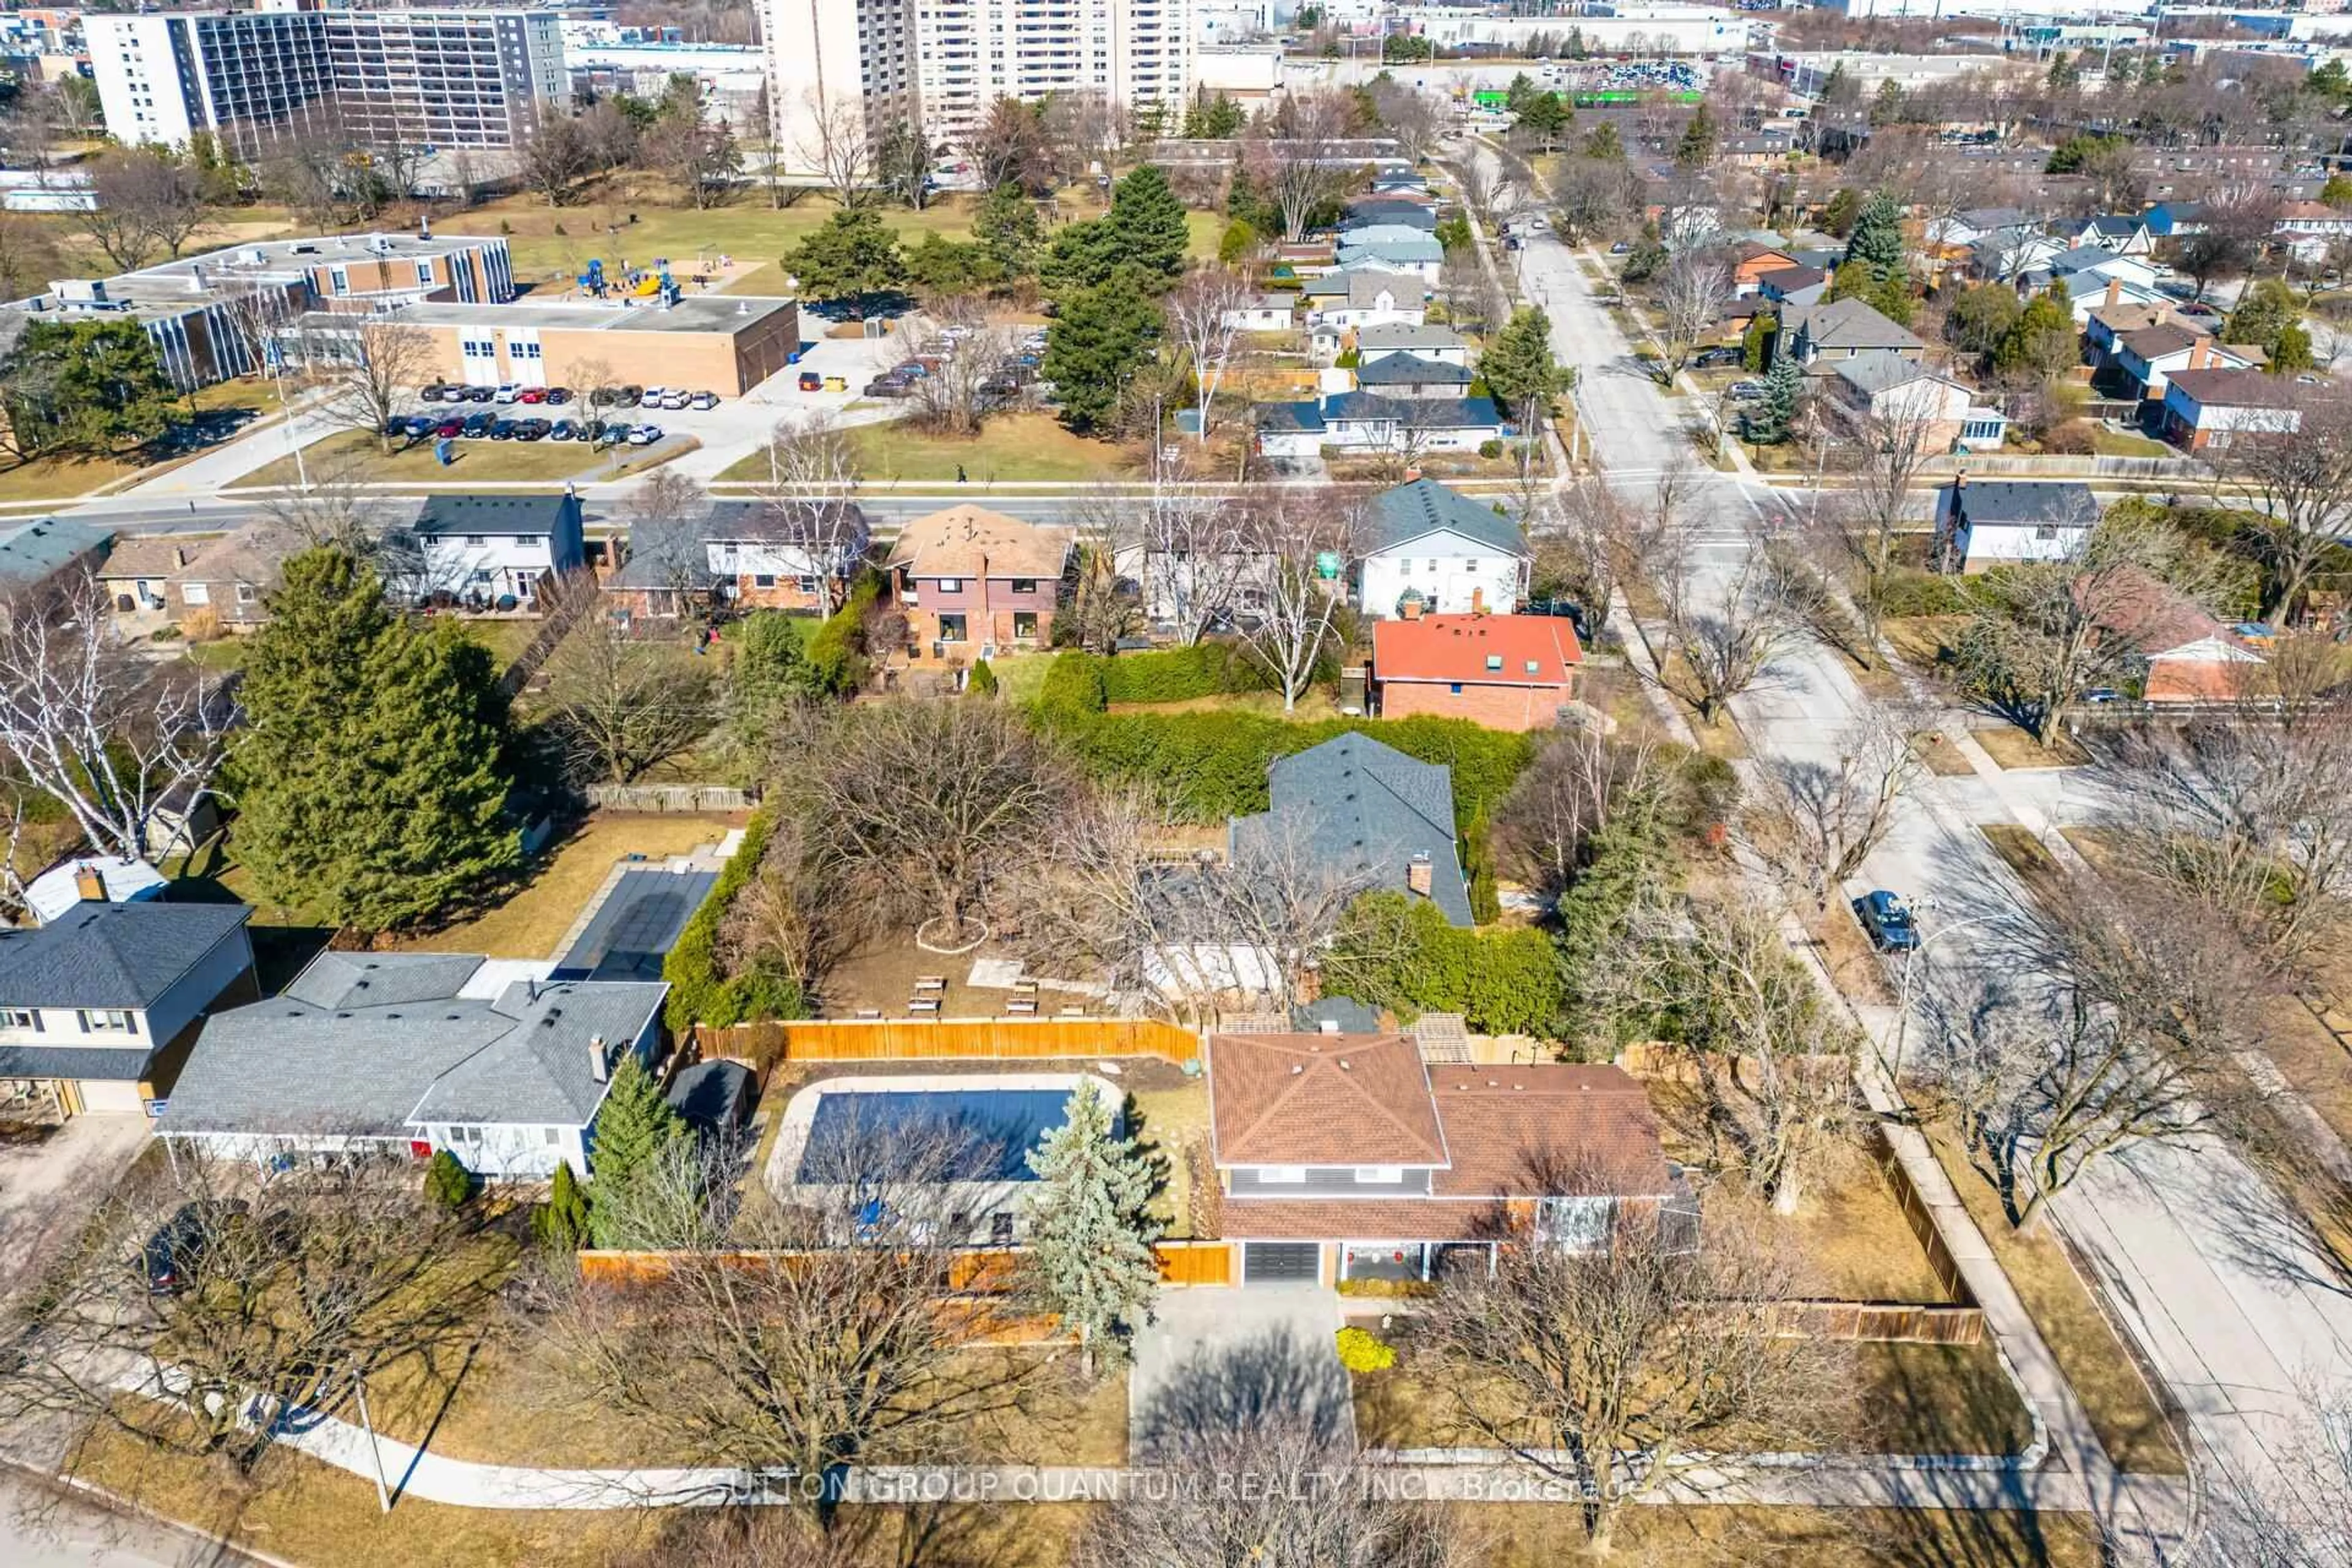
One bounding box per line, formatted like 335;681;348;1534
1006;997;1038;1016
853;1008;883;1020
913;975;947;994
1058;1005;1088;1018
908;997;941;1016
1012;978;1040;995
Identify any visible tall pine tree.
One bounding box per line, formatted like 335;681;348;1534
232;548;518;931
1101;164;1189;285
586;1052;684;1246
1844;191;1905;283
1020;1085;1161;1378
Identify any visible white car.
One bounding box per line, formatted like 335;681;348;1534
627;424;663;445
688;390;718;409
657;390;688;410
639;385;670;404
492;383;521;404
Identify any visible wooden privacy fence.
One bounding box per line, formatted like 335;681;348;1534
587;783;760;813
1783;1300;1985;1346
695;1016;1202;1068
1155;1240;1236;1287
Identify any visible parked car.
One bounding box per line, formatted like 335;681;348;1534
2084;687;2124;704
1727;380;1768;401
434;417;466;439
551;418;579;441
141;1200;247;1293
462;412;496;438
516;418;551;440
518;387;546;404
688;390;718;409
865;375;913;398
466;385;496;402
1609;241;1632;254
419;383;456;403
381;418;410;440
655;390;688;410
492;383;522;404
490;418;520;440
1693;346;1744;368
600;420;634;444
628;423;663;445
798;371;824;392
640;386;671;405
1852;890;1920;953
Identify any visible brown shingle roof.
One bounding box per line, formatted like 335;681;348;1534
1220;1196;1512;1240
883;503;1072;582
2119;324;2198;361
1428;1064;1671;1197
1208;1032;1447;1167
97;534;211;581
2167;368;2299;409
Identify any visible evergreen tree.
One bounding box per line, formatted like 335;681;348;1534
975;182;1044;277
232;548;518;932
1041;266;1163;431
1516;92;1571;149
1751;353;1803;445
1556;796;1672;1030
535;1160;590;1251
1994;284;2078;378
1818;187;1860;237
1741;309;1775;373
1216;217;1258;265
424;1150;474;1210
1871;79;1905;124
1101;164;1189;285
782;207;907;317
1480;306;1563;422
1226;169;1280;236
1020;1085;1161;1378
0;318;179;460
1844;190;1905;282
1826;257;1874;304
965;657;998;698
2225;279;2307;366
729;610;818;754
1505;72;1540;113
1580;122;1623;162
587;1052;684;1245
1673;100;1716;172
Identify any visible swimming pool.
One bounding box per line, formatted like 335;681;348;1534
798;1087;1074;1183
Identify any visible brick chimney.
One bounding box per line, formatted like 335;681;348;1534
1407;853;1433;899
173;546;190;570
587;1035;609;1085
72;862;106;903
1470;586;1486;616
2189;340;2212;370
2103;276;2121;310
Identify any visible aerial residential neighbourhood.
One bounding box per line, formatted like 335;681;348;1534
1;1;2351;1566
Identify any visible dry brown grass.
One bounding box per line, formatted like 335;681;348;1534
1979;824;2066;900
1482;1502;2106;1567
1911;729;1977;777
401;813;739;959
1972;725;2091;771
1882;614;1967;671
1128;1079;1213;1238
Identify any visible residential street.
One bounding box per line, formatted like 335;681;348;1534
1512;203;2352;1533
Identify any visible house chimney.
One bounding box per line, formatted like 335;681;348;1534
72;862;106;903
1470;586;1485;616
2190;340;2212;370
1407;853;1433;899
587;1035;609;1084
2103;276;2120;309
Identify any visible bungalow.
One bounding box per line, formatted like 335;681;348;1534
0;900;255;1120
1319;392;1502;453
1207;1031;1680;1287
1354;352;1474;400
1730;242;1800;296
1336;226;1444;284
1936;478;2100;571
1356;322;1470;368
1344;198;1438;232
1310;270;1426;331
97;535;203;637
1222;293;1299;332
1232;733;1473;926
1964;230;2063;284
2109;330;2257;403
2160;368;2303;452
1779;298;1924;370
407;491;587;608
1755;265;1826;309
1371;611;1581;731
0;517;113;628
2084;299;2193;363
157;951;666;1182
883;502;1073;655
1923;206;2041;251
2084;566;2265;704
165;520;303;633
1354;478;1528;620
1830;352;2005;453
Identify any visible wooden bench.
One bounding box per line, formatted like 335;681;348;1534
913;975;948;995
1005;997;1039;1016
908;997;941;1016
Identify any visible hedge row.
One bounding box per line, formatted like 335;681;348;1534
1033;654;1534;829
661;808;801;1030
1333;892;1566;1037
1093;643;1273;706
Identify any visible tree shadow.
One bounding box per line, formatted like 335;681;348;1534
1131;1323;1352;1457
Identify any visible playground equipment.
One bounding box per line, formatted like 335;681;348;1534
578;258;680;304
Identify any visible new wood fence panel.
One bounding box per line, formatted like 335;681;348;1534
1155;1241;1236;1287
768;1017;1202;1064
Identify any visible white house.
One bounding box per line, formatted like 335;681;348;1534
1357;322;1471;368
1830;352;2006;453
1222;293;1299;332
1354;478;1528;619
2161;368;2304;453
158;952;666;1182
0;900;255;1118
406;491;586;606
1936;479;2101;571
1310;270;1425;330
1335;226;1444;284
2110;330;2258;402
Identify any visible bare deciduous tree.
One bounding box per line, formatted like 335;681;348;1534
614;467;715;619
899;321;1017;439
297;318;439;453
0;577;232;863
1654;249;1732;383
1098;480;1256;647
1238;497;1352;712
1657;539;1804;728
72;148;207;271
1490;725;1672;902
2220;393;2352;623
516;107;598;206
752;413;869;614
1418;1205;1843;1553
1742;710;1925;910
1164;267;1251;444
796;91;872;209
2187;1376;2352;1567
1814;391;1947;660
1250;92;1351;241
544;613;716;784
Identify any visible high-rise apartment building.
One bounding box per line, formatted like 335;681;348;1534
763;0;1190;175
87;2;566;158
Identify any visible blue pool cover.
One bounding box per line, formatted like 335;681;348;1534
799;1088;1078;1183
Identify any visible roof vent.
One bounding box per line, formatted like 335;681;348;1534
1290;1063;1304;1074
1319;1020;1342;1035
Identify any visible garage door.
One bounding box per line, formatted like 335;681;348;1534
1243;1242;1321;1285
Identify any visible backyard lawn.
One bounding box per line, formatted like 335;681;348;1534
402;812;737;959
714;412;1134;486
238;428;691;490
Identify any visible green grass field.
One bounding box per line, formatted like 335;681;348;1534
719;411;1132;485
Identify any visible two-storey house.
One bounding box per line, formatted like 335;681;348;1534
883;503;1073;659
407;491;586;608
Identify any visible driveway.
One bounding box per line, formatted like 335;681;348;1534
1129;1284;1349;1457
0;1117;149;1296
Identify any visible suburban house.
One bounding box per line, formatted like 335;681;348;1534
1923;206;2040;252
1755;264;1826;308
1729;242;1800;295
2160;368;2302;452
96;535;202;637
0;517;112;627
883;503;1073;657
1205;1031;1680;1286
1344;198;1437;232
601;514;720;627
1308;270;1427;330
1357;322;1469;368
157;951;667;1181
22;856;165;927
1354;352;1474;399
1221;293;1299;332
2040;260;2166;324
1229;733;1473;927
2084;566;2266;704
1936;478;2100;571
1336;225;1444;282
1370;612;1581;731
407;491;587;607
2054;214;2155;256
2084;300;2196;364
0;899;255;1120
1354;478;1528;619
1779;298;1924;370
1964;230;2062;284
1828;353;2007;453
703;499;869;612
165;520;303;632
2109;330;2258;404
1254;393;1505;459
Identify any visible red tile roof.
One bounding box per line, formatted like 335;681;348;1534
1208;1033;1449;1167
1372;614;1581;688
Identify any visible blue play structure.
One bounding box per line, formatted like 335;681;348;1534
578;257;680;305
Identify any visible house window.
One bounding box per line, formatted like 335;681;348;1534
235;584;256;605
937;577;963;594
1012;611;1038;639
796;576;819;594
1257;1166;1307;1184
181;583;210;606
78;1009;137;1035
1449;682;1463;695
1355;1166;1403;1183
542;1128;560;1145
2034;525;2058;540
464;534;486;546
990;1212;1016;1245
937;614;968;642
753;574;776;588
1485;654;1502;671
1010;578;1037;594
0;1009;37;1030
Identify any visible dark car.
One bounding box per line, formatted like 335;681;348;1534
600;420;634;443
516;418;551;441
864;375;913;398
419;383;454;403
551;418;578;442
462;412;496;438
490;418;520;440
1853;891;1920;954
141;1199;248;1293
543;386;570;404
381;418;409;440
462;385;496;402
1694;346;1744;368
615;385;643;407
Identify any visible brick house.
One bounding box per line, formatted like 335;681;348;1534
883;503;1072;659
2160;368;2302;453
1370;612;1581;731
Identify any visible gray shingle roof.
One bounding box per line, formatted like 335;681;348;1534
1357;322;1465;353
1789;297;1924;353
0;517;111;587
0;902;250;1009
1355;352;1472;388
1949;480;2099;527
0;1044;160;1082
1833;350;1946;397
1231;733;1472;927
159;951;666;1138
412;493;581;538
1360;479;1525;559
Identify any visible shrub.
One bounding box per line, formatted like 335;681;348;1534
1093;643;1270;705
1335;1324;1398;1371
534;1159;589;1251
661;807;796;1029
1329;891;1568;1036
803;571;883;697
965;657;998;698
1879;570;1971;618
1478;439;1504;459
1335;1277;1439;1299
423;1149;473;1210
